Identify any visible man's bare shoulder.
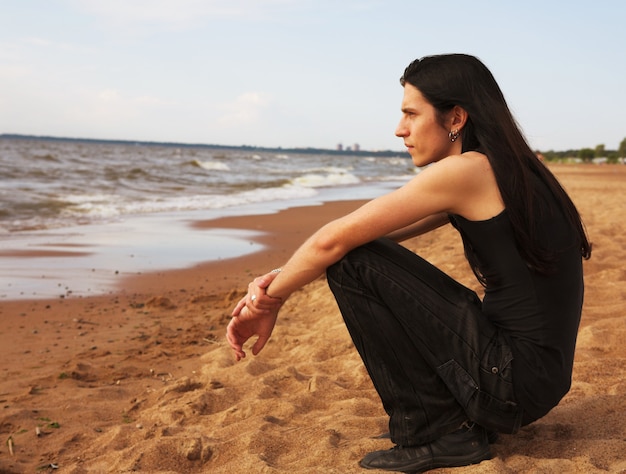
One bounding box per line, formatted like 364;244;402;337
419;152;491;184
416;152;503;219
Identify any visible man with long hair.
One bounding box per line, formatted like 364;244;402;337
228;54;590;472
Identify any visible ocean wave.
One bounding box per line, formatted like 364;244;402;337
31;153;61;163
187;159;231;171
292;170;360;188
301;165;354;174
0;139;411;233
60;185;318;218
386;157;412;166
0;185;321;232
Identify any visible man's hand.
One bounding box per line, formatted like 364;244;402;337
231;270;282;317
227;270;283;360
226;305;278;361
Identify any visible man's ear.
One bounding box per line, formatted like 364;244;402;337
449;105;468;131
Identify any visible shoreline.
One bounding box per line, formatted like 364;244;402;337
115;199;368;298
0;181;390;301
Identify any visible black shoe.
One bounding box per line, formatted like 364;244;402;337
361;423;491;473
375;427;499;444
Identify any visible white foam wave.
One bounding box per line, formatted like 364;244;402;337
293;169;360;188
63;193;119;204
191;159;230;171
386;157;412;166
302;165;354;174
57;185;319;221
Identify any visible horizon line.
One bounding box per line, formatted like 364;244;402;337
0;133;406;157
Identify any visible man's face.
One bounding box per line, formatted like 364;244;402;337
395;83;458;167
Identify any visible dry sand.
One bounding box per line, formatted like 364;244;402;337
1;164;625;473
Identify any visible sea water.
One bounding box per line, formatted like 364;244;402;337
0;137;414;299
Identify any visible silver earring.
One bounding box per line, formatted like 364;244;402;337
449;129;460;142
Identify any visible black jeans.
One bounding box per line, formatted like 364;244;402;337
326;239;524;447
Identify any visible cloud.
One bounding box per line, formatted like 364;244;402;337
217;92;271;125
66;0;299;32
67;88;179;126
0;64;30;81
22;36;95;54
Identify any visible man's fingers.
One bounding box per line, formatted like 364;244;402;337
251;335;269;356
254;269;281;289
226;321;246;357
232;297;246;316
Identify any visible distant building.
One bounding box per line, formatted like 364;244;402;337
337;143;361;152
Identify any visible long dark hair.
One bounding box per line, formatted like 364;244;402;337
400;54;591;273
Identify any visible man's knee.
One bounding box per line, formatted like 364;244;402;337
326;241;379;280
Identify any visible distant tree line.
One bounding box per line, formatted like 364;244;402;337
540;137;626;163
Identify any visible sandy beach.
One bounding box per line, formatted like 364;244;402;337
1;164;625;473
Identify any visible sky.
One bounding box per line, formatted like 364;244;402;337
1;0;625;152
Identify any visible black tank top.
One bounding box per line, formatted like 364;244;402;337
449;179;584;420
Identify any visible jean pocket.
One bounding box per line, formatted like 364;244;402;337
481;335;514;383
436;359;478;410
